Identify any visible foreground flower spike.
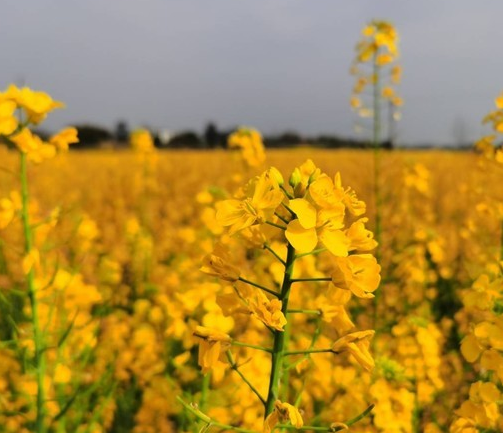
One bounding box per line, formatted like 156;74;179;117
185;156;378;431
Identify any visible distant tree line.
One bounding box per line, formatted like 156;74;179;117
66;121;386;150
66;121;477;150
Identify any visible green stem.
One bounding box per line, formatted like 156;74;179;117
266;221;287;230
20;152;46;433
290;277;331;283
277;403;374;431
280;317;292;402
500;219;503;261
287;309;320;315
280;186;294;200
294;248;326;259
199;372;210;413
264;244;286;266
274;212;290;225
226;351;266;405
265;243;296;417
239;277;279;297
284;348;333;356
231;340;272;353
372;52;383;337
292;317;322;406
177;396;259;433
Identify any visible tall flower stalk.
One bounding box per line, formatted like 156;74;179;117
20;151;47;432
350;20;402;329
0;84;78;432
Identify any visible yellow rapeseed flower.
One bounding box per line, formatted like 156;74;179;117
3;84;64;124
264;400;303;433
331;330;375;371
216;169;283;235
228;127;266;168
193;326;232;374
200;243;241;282
49;127;79;151
331;254;381;298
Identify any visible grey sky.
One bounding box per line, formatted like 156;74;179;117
2;0;502;145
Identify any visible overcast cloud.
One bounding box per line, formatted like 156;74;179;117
1;0;502;145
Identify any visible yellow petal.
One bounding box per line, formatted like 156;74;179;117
319;228;349;257
285;220;318;253
460;334;482;363
289;198;317;229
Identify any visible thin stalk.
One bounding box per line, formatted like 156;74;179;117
280;317;292;402
177;396;258;433
282;202;296;217
280;185;294;200
274;212;289;225
372;52;382;262
239;277;279;297
284;348;333;356
226;351;266;405
500;219;503;261
290;277;331;283
199;372;210;413
266;221;287;230
264;244;286;266
265;243;296;417
294;248;326;259
292;317;322;407
277;403;374;431
231;340;272;353
287;309;320;315
372;51;383;337
20;152;47;433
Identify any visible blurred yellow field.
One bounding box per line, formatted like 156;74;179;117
1;136;503;432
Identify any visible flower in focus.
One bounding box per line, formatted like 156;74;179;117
331;254;381;298
248;291;286;331
216;169;283;235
